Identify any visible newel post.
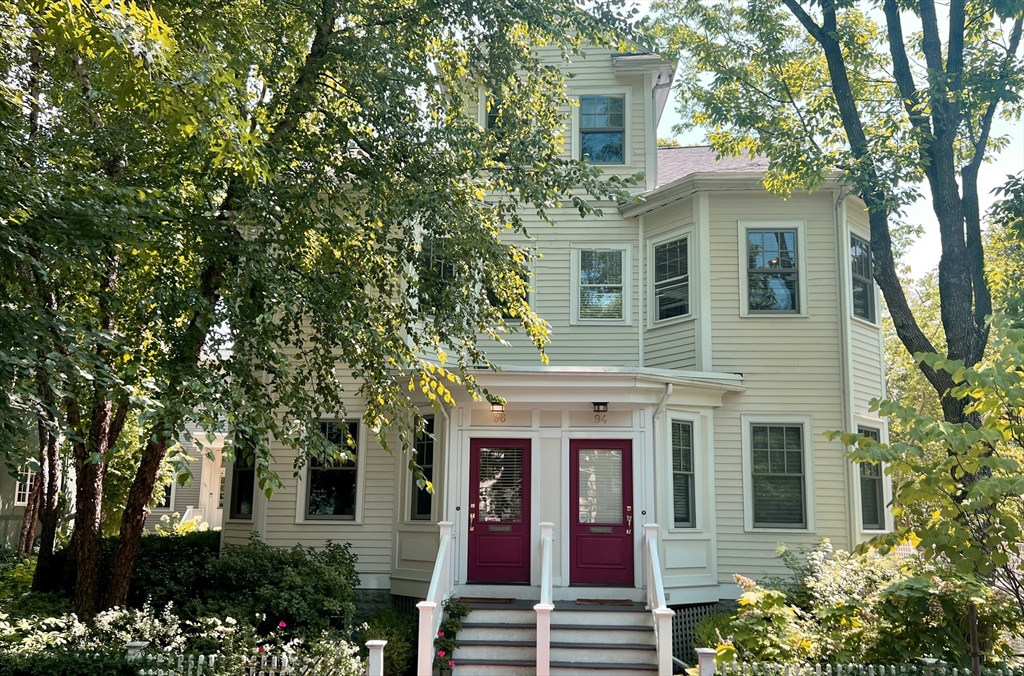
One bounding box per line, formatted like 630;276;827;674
125;641;150;661
696;648;717;676
366;639;387;676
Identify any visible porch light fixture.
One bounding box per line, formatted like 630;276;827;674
490;403;505;413
592;402;608;413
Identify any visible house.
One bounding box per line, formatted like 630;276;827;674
144;430;226;532
220;46;888;675
0;468;35;549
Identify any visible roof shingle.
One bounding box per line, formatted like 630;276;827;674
656;145;769;188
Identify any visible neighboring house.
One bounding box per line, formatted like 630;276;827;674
0;468;34;549
145;429;226;532
221;47;888;673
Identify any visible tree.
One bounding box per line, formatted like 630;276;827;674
653;0;1023;424
0;0;639;617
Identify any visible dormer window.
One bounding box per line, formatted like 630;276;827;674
580;95;625;164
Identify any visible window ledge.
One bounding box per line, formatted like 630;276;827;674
665;527;712;537
294;517;364;526
649;314;696;330
851;315;880;330
745;527;816;534
226;517;254;523
861;528;889;534
571;318;632;327
739;311;810;319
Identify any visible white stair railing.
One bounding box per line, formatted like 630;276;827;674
416;521;454;676
534;522;555;676
643;524;675;676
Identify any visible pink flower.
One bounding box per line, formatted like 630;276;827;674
449;660;456;668
278;621;287;628
437;631;444;637
437;650;445;657
258;646;265;653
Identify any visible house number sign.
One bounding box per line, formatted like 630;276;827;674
594;414;607;424
492;412;506;423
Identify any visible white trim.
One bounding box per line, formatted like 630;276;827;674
404;411;442;525
647;226;695;329
663;412;706;534
852;415;893;534
294;419;368;525
737;221;809;318
696;193;713;371
151;479;176;512
570;244;633;326
14;468;35;507
643;73;656;190
569;86;634;167
740;414;816;533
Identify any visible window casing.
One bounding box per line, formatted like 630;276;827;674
306;421;359;520
229;443;256;520
417;236;458;316
579;95;625;164
577;249;625;321
851;235;875;322
654;236;690;321
154;483;173;510
746;229;800;313
14;469;35;506
671;420;695;528
750;424;806;528
858;426;885;530
411;416;435;520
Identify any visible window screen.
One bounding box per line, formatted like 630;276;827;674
851;235;874;322
751;424;805;528
307;421;359;519
580;95;625;164
655;237;689;321
411;416;435;520
230;440;256;520
747;230;799;312
858;427;885;529
672;421;695;528
579;249;624;320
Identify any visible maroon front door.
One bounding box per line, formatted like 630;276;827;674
467;438;531;583
570;439;634;586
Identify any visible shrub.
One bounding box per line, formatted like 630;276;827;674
127;530;221;613
433;599;471;672
201;534;358;637
0;650;136;676
692;612;734;657
361;608;415;676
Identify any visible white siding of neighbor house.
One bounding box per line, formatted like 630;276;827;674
145;441;204;531
642;197;698;370
704;191;852;584
846;202;885;415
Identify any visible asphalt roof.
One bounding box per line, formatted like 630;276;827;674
656;145;770;188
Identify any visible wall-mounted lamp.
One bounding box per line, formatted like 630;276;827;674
490;403;505;413
592;402;608;413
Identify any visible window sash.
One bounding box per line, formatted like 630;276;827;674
230;461;255;520
154;483;173;510
306;421;359;520
654;238;690;321
579;249;625;320
15;469;35;506
411;416;435;520
857;426;884;529
580;95;625;164
672;421;695;528
750;424;805;528
747;229;799;313
851;235;874;321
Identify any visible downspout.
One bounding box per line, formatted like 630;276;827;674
832;188;856;550
639;215;645;367
651;383;673;532
654;383;674;423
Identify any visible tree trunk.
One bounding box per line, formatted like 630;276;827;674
71;439;106;619
32;427;62;592
104;436;167;608
17;467;41;555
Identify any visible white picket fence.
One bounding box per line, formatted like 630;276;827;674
129;639;386;676
692;653;1024;676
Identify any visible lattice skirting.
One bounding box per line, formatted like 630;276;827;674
671;602;720;665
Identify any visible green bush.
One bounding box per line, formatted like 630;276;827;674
127;529;221;612
692;612;734;656
361;608;416;676
201;534;358;637
0;650;135;676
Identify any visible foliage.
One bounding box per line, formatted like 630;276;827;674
712;542;1020;664
152;512;211;537
433;599;472;671
360;609;416;676
658;137;683;147
835;315;1024;620
125;530;221;611
692;612;735;660
0;557;71;620
201;535;359;637
0;650;137;676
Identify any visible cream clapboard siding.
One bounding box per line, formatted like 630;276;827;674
145;442;204;531
846;202;885;414
0;471;25;549
643;197;697;370
707;191;851;582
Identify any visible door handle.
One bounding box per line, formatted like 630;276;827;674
470;513;476;531
626;514;632;535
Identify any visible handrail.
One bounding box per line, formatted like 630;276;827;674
416;521;454;676
643;524;675;676
534;522;555;676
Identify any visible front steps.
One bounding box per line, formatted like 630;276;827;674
451;598;657;676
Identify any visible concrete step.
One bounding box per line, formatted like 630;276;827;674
550;662;659;675
462;607;537;624
551;624;652;643
455;639;536;662
551;643;657;665
458;623;537;643
451;658;535;676
550;610;653;627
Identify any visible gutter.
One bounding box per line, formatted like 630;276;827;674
654;383;674;422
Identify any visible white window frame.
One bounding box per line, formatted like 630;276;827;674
738;221;808;318
740;415;816;533
570;244;632;325
14;468;36;507
648;228;695;328
409;414;438;522
854;415;892;533
570;86;633;167
295;418;367;525
152;480;175;512
668;416;698;530
849;227;881;328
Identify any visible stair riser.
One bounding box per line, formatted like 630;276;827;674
462;608;536;624
551;646;657;665
550;612;653;627
453;665;534;676
550;628;652;644
551;668;657;676
454;644;535;661
459;627;536;642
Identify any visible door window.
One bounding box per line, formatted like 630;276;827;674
577;448;624;524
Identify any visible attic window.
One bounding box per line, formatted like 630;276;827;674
580;95;625;164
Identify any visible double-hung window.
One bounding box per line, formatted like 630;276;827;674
230;439;256;520
654;237;690;321
307;421;359;520
747;229;799;313
579;95;625;164
154;482;173;510
858;427;885;530
411;416;435;520
851;235;875;322
14;469;35;506
751;424;805;528
418;236;457;316
578;249;625;321
672;421;695;528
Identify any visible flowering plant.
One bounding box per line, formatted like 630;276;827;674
431;599;470;671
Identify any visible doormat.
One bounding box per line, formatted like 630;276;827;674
457;597;516;604
575;599;635;606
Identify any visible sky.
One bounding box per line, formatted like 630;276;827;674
649;8;1024;280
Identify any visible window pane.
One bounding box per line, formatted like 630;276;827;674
155;483;172;509
674;473;694;527
412;416;435;520
478;446;523;522
308;467;357;517
768;426;785;450
753;475;804;527
414;466;433;519
769;451;786;474
580;286;623;319
578;449;623;524
655;239;687;283
231;466;255;518
580;250;623;285
851;236;871;277
752;449;769;473
785;426;802;450
581;131;624;164
861;472;884;529
749;272;798;311
672;421;693;472
752;426;768;449
657;280;689;320
852;280;872;319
